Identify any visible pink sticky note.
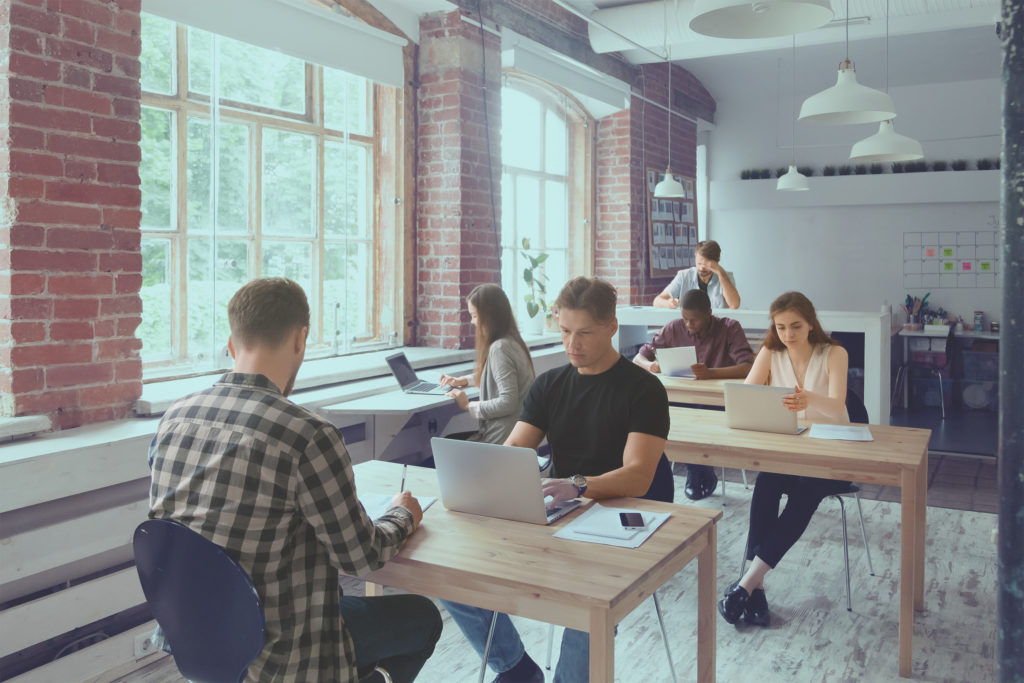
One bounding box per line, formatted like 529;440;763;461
962;262;972;272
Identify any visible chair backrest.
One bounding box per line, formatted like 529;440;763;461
845;388;869;425
133;519;266;683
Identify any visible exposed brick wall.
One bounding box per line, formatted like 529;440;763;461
0;0;143;429
415;10;502;349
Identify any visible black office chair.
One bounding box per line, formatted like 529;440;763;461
133;519;266;683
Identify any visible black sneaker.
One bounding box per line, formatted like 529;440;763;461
492;652;544;683
718;584;750;625
744;588;771;627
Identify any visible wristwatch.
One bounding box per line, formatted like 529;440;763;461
569;474;588;497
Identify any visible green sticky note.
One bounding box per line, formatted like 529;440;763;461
980;261;992;271
943;261;955;272
942;247;954;257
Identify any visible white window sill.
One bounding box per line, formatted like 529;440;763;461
0;415;53;444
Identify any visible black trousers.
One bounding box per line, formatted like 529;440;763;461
745;472;852;569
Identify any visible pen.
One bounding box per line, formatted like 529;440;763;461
400;464;407;493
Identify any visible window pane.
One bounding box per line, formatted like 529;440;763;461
325;142;368;237
139;238;172;360
545;108;567;175
544;249;568;298
262;129;316;236
502;89;541;171
188;27;306;114
544;180;567;249
324;68;369;134
140;14;175;95
515;175;540;246
186;118;250;234
187;240;248;361
324;242;370;340
140;107;174;231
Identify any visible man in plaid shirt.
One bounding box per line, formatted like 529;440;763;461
149;278;442;682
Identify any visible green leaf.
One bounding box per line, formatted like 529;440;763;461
522;268;532;284
535;253;549;264
521;237;531;249
537;281;546;295
526;301;539;318
527;255;539;268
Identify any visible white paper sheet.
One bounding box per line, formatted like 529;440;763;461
553;505;670;548
807;424;874;442
360;493;437;520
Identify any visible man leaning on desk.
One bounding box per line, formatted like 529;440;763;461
441;276;673;683
633;288;754;501
148;278;442;683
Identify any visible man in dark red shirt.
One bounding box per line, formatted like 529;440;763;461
633;288;755;500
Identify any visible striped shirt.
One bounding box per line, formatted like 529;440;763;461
148;372;413;682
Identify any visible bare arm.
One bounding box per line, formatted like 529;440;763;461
504;421;546;449
692;361;751;380
653;290;678;309
799;345;848;419
632;351;660;373
714;266;741;309
744;346;772;385
575;432;666;499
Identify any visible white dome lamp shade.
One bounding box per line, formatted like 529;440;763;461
799;59;896;125
689;0;833;39
777;163;809;191
849;120;924;162
654;168;686;197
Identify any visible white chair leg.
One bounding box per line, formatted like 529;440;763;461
652;593;678;683
853;492;875;576
479;611;499;683
742;469;749;489
721;467;726;497
544;623;554;670
835;495;853;612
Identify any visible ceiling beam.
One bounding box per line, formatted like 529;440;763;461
327;0;410;41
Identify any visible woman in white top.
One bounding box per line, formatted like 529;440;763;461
440;284;535;445
652;239;741;309
719;291;851;628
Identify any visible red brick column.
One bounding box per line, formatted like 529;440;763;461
415;11;501;349
0;0;143;429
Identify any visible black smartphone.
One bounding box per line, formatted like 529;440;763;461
619;512;645;529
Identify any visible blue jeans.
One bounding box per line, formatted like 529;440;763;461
341;594;443;682
441;600;589;682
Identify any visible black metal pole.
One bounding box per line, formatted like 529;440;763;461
999;2;1024;681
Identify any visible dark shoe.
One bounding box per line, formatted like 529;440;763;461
744;588;771;627
718;584;749;625
492;652;544;683
685;468;719;501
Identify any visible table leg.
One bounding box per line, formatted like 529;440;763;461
697;525;717;683
588;607;614;683
914;460;927;611
899;468;917;677
365;581;383;597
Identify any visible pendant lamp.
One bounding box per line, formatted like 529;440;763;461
778;37;808;191
654;24;685;199
798;0;895;125
689;0;833;39
848;0;923;161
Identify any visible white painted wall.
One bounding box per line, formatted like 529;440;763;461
704;77;1003;325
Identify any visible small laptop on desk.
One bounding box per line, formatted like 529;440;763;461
385;352;449;395
724;383;808;435
430;438;582;525
657;346;697;378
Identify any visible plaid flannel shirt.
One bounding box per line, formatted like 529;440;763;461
148;372;414;682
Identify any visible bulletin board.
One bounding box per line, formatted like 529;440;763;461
902;230;1000;289
646;168;697;278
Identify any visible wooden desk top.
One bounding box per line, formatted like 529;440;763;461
353;461;721;625
666;406;930;487
659;376;737;406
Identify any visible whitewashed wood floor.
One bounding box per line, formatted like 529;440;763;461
111;475;998;683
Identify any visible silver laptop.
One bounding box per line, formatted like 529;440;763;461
724;383;809;435
385;352;449;395
430;438;582;525
657;346;697;378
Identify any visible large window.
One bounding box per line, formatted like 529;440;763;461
500;76;592;330
139;14;397;375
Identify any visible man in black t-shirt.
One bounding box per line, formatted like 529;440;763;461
441;276;672;683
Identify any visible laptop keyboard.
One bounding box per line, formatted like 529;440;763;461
411;380;442;392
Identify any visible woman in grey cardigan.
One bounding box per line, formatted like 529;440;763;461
440;284;535;444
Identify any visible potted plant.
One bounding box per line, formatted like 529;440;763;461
951;160;967;171
891;162;904;173
870;163;884;174
854;164;868;175
823;165;836;176
838;165;852;176
520;237;548;334
931;160;947;172
775;167;788;178
797;166;814;177
759;168;772;179
740;169;753;179
977;158;993;170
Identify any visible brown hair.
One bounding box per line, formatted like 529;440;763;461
467;284;534;387
762;291;839;351
553;276;618;323
228;278;310;348
695;240;722;262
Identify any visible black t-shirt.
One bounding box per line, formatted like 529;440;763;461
697;277;709;294
519;355;670;479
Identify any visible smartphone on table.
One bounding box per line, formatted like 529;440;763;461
619;512;645;529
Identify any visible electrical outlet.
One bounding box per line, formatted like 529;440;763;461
134;631;157;659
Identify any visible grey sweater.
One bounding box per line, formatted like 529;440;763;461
468;337;535;444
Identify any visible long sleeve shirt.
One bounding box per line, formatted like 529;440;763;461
148;372;413;682
638;315;755;369
467;337;534;444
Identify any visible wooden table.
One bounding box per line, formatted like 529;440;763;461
659;376;737;407
352;461;723;682
664;407;930;678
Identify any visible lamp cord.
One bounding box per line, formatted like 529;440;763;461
885;0;890;93
664;0;672;170
475;0;500;255
792;34;797;164
844;0;850;61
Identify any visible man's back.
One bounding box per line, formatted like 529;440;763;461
149;372;412;682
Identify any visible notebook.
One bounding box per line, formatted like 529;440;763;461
657;346;698;378
430;437;582;525
724;383;808;435
385;352;449;395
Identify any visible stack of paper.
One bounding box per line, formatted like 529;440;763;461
807;424;874;441
553;505;670;548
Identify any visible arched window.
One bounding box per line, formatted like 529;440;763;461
501;75;593;332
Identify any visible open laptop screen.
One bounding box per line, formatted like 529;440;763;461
385;353;418;388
